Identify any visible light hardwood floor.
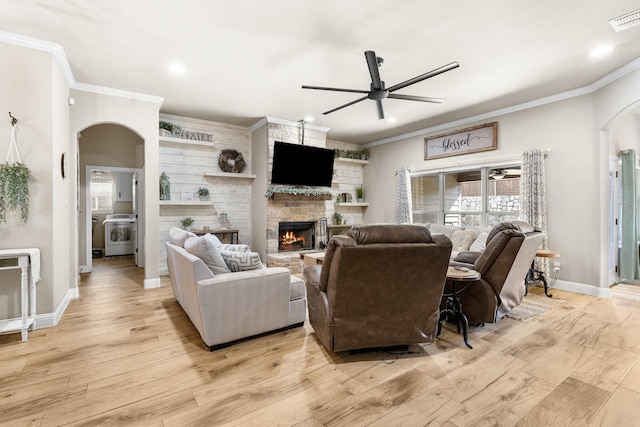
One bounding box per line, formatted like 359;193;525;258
1;257;640;426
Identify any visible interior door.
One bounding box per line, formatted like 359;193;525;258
132;172;138;266
609;156;620;285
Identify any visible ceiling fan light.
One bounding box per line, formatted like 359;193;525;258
491;170;505;180
609;9;640;32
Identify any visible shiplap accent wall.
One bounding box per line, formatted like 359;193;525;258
326;139;367;225
158;114;252;274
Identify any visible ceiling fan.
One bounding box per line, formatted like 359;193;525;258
302;50;459;120
489;168;522;180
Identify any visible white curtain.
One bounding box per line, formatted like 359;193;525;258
396;167;412;223
620;149;639;280
521;149;549;273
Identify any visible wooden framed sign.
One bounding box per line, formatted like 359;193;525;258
424;122;497;160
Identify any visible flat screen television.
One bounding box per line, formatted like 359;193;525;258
271;141;335;187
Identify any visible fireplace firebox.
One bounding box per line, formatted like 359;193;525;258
278;221;315;252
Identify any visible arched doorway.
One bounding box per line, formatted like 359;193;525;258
606;101;640;285
78;123;145;275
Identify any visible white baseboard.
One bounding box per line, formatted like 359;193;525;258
0;286;79;334
551;279;611;298
144;277;161;289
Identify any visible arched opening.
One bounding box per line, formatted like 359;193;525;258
606;100;640;285
78;123;145;277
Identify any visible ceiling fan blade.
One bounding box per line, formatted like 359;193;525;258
387;93;444;103
302;85;369;94
375;100;384;120
387;61;459;93
365;50;383;90
322;95;369;115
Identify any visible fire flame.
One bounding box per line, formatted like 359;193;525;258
280;230;304;246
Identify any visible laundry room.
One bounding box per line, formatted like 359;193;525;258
91;170;134;258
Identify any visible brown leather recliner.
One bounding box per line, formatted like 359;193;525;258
304;224;452;353
449;221;545;323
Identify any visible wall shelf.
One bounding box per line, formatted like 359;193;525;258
335;157;369;165
159;136;214;149
159;200;214;206
334;202;369;207
203;171;256;179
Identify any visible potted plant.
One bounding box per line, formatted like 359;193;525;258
359;149;369;160
0;162;30;224
180;217;195;230
333;211;343;225
159;121;174;137
198;187;210;201
355;185;364;203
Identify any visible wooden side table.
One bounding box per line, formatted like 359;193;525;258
438;266;481;349
192;229;239;244
526;250;559;298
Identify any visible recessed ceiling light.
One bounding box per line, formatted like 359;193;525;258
386;117;397;123
169;63;186;74
304;115;314;122
609;9;640;32
590;45;613;58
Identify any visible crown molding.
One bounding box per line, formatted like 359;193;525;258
0;30;163;106
367;57;640;148
0;30;75;87
71;82;164;105
250;116;331;133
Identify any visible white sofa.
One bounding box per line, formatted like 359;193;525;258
165;228;306;350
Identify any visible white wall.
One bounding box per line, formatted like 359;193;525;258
0;41;71;320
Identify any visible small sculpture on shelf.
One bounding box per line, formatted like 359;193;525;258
159;172;170;200
218;212;229;229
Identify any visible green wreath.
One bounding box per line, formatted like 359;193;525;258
218;149;246;173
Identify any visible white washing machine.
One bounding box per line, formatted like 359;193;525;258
103;214;135;256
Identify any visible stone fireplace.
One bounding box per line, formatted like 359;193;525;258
251;118;335;273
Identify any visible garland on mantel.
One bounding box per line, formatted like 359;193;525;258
265;185;332;199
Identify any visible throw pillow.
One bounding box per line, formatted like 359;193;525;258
169;227;195;247
219;250;264;272
450;229;477;252
184;235;231;275
219;243;250;253
469;231;489;252
204;233;223;247
429;224;461;238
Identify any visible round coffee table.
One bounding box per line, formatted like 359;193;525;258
438;266;481;349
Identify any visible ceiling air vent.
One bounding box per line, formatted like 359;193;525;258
609;9;640;32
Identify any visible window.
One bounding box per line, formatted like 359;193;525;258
411;166;520;227
91;179;114;213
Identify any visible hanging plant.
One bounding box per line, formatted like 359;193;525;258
0;162;30;223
